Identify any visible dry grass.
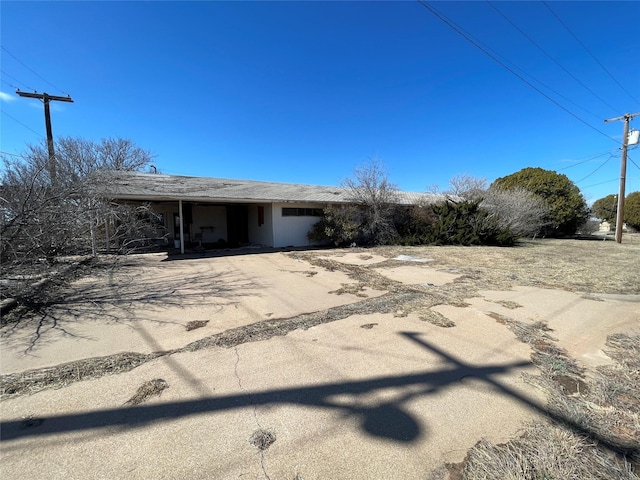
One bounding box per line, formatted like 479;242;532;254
454;318;640;479
461;422;637;480
249;428;276;451
185;320;209;331
418;309;455;328
372;236;640;294
124;378;168;405
1;351;164;400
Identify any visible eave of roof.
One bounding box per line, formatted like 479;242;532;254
100;170;442;206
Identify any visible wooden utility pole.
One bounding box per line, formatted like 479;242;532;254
15;90;74;182
604;112;639;244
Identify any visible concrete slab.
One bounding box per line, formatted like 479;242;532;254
374;265;461;286
2;250;638;479
0;252;385;374
467;286;640;368
0;312;543;480
319;251;389;266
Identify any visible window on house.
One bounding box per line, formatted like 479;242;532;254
282;208;323;217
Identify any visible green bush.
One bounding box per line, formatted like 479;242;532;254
307;204;361;246
426;200;517;246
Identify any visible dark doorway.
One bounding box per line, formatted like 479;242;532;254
226;205;249;247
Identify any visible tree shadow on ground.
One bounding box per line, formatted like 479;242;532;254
2;331;636;460
0;257;259;353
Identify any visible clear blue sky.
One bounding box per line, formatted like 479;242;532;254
1;1;638;204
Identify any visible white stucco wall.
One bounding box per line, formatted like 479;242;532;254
272;203;324;248
248;204;274;247
191;205;227;243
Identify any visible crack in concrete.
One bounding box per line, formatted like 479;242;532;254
234;346;272;480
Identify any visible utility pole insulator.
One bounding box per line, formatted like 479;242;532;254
16;90;74;183
604;112;640;244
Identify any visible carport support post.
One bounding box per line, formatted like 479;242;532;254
178;200;185;254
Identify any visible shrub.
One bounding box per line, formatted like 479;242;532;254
307;204;361;246
426;199;517;246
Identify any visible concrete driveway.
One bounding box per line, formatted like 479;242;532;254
1;248;638;479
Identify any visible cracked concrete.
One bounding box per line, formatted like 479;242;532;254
1;245;638;479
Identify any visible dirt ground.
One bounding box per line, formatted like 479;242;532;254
1;237;639;479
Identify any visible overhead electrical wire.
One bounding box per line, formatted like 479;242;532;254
416;1;618;143
415;3;602;122
0;45;68;95
0;150;27;158
1;69;33;91
581;178;619;189
1;110;44;138
556;150;617;171
542;1;640;107
575;154;614;184
487;1;622;114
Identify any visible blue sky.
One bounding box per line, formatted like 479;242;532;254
1;1;638;204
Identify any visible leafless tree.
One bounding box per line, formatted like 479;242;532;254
480;186;549;237
342;159;400;245
445;173;488;200
1;137;162;302
431;174;548;238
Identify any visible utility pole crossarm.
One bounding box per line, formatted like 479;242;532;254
15;89;74;183
16;90;74;103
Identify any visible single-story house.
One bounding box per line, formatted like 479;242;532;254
103;171;440;252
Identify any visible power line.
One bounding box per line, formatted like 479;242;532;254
416;1;618;143
1;110;44;138
574;154;614;183
0;46;68;96
628;155;639;171
0;150;27;158
487;1;621;113
581;178;619;189
542;1;640;107
0;69;34;91
556;151;616;172
417;3;602;122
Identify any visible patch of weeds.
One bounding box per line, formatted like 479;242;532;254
185;320;209;331
330;283;368;297
249;428;276;451
124;378;168;405
1;351;165;400
360;323;378;329
486;311;511;324
507;320;556;345
304;270;318;277
495;300;522;309
420;309;455;328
